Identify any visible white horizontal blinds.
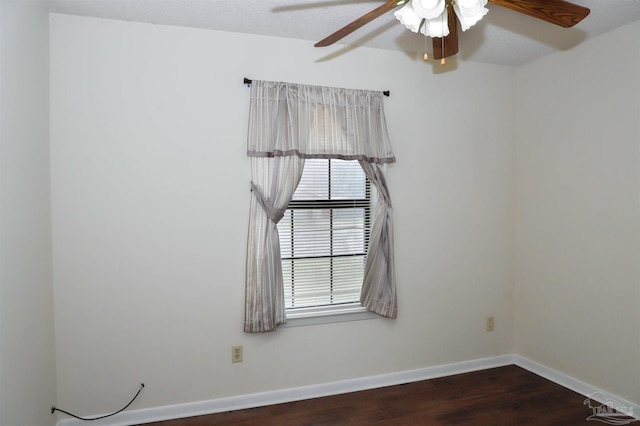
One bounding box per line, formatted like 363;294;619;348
278;159;371;310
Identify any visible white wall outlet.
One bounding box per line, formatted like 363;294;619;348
486;316;495;331
232;345;243;363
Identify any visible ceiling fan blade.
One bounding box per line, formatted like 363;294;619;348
432;7;459;60
488;0;590;28
315;0;404;47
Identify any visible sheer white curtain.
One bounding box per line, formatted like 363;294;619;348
245;157;305;333
245;80;396;333
359;161;396;318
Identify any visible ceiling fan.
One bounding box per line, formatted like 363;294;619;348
315;0;590;63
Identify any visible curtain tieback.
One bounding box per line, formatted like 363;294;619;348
250;181;286;223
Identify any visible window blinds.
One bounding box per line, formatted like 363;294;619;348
277;159;372;310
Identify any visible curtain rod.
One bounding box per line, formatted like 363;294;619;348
243;78;389;97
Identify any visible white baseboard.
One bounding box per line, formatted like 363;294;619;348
56;353;639;426
513;355;640;422
56;354;514;426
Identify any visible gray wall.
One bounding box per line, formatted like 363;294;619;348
0;2;57;425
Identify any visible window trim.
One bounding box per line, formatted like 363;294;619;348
282;303;378;328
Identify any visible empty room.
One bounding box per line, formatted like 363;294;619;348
1;0;639;425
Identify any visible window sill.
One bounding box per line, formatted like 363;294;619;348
282;304;378;328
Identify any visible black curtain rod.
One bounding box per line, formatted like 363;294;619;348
243;78;389;97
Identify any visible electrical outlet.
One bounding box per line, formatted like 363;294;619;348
486;316;495;332
232;345;243;363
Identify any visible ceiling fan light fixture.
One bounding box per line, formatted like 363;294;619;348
453;0;488;31
422;15;450;37
412;0;446;20
395;0;487;37
395;4;449;37
394;3;423;32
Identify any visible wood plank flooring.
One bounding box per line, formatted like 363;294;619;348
146;365;633;425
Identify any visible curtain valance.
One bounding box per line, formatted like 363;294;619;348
247;80;396;164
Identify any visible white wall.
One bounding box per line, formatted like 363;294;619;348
0;1;57;425
515;20;640;404
50;14;515;415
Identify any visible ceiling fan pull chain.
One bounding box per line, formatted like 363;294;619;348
423;32;429;61
440;7;446;66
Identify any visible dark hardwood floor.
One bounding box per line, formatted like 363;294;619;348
145;365;632;425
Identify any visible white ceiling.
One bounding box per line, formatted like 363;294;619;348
45;0;640;66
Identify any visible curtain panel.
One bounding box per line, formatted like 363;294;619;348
244;80;396;333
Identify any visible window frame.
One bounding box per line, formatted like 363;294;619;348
278;159;377;325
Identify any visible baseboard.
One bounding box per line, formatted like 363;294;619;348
513;355;640;421
56;353;639;426
56;354;515;426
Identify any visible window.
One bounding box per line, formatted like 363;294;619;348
277;159;373;319
244;80;396;333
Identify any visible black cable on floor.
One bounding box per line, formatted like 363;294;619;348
51;383;144;421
